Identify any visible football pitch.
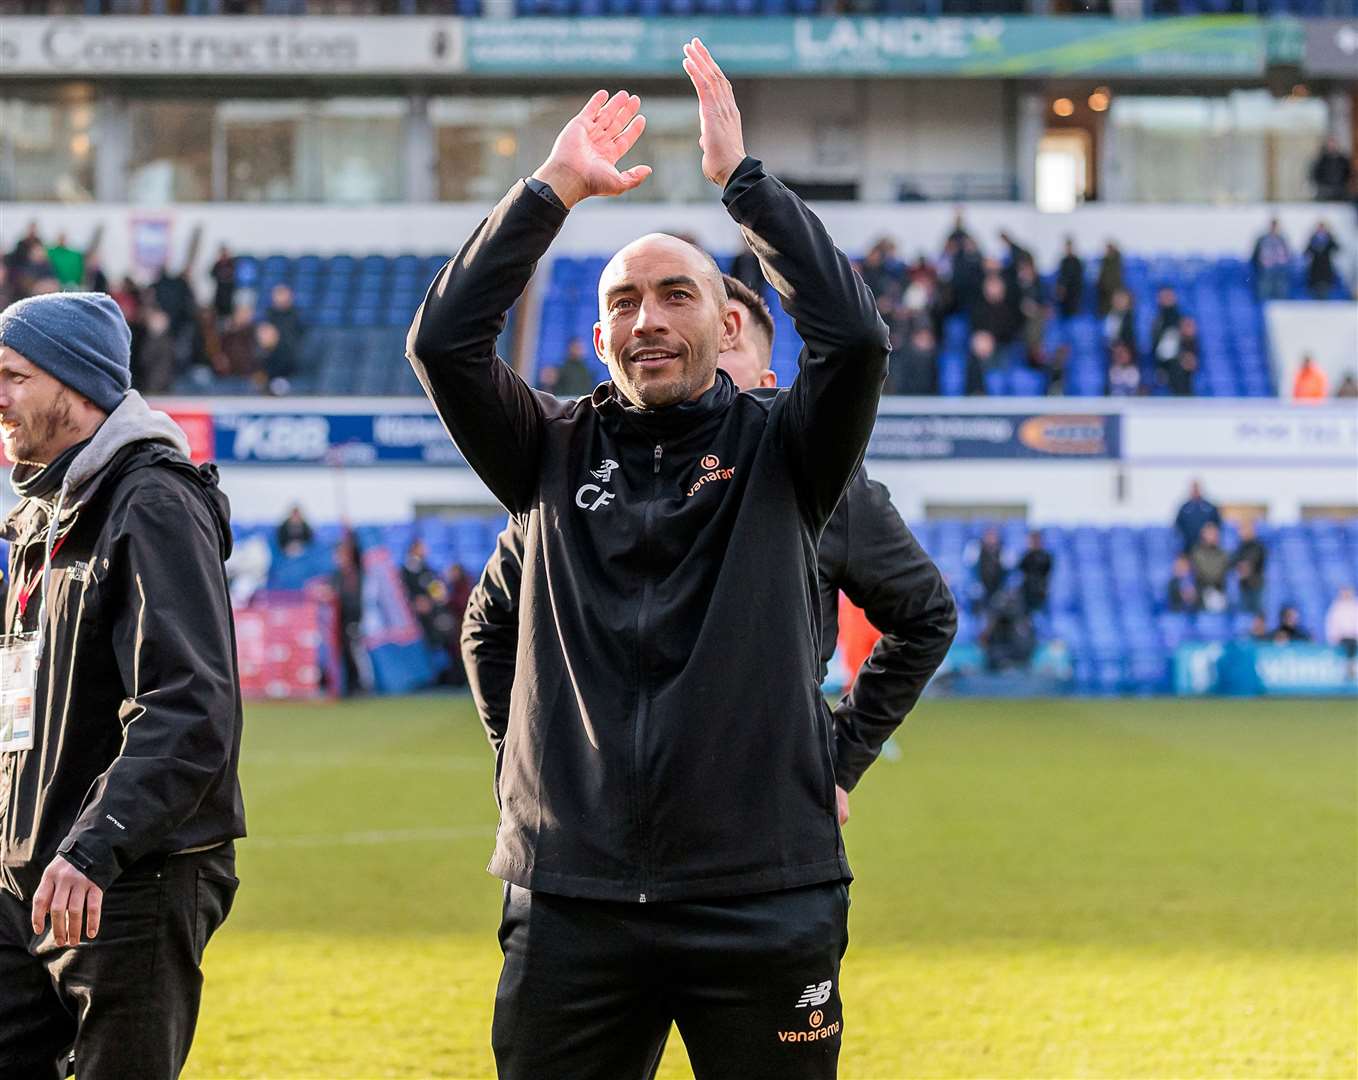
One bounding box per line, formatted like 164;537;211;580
185;696;1356;1079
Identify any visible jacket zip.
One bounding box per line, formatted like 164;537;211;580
633;443;663;903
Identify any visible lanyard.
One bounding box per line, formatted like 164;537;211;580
17;532;67;619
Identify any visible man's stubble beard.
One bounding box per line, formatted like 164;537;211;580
11;393;79;465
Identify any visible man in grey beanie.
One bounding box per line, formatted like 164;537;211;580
0;292;245;1080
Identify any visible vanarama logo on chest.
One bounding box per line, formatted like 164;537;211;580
686;453;735;498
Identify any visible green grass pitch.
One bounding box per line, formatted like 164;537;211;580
185;696;1356;1079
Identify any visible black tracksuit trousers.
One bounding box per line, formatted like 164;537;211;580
492;880;850;1080
0;844;238;1080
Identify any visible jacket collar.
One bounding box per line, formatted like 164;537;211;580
592;369;736;440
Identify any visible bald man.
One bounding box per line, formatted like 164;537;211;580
407;41;889;1080
465;273;956;837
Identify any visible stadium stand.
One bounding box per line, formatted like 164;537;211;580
225;514;1358;695
534;250;1349;398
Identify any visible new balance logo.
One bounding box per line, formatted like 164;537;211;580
796;980;833;1008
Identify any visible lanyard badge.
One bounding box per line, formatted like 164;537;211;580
0;634;37;753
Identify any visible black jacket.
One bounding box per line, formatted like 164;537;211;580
463;467;956;793
0;393;245;899
408;158;889;902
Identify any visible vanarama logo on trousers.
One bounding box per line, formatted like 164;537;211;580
687;453;735;498
778;1007;842;1044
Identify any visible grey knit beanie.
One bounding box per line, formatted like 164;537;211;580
0;292;132;413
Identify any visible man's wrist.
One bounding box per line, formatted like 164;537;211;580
530;162;586;210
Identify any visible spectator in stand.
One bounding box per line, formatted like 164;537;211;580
84;254;109;295
153;261;199;373
889;324;939;395
858;237;905;305
211;245;237;323
276;505;314;557
1336;372;1358;399
901;257;941;336
972;272;1018;347
13;240;54;299
1103;287;1136;353
1309;136;1353;202
998;231;1033;291
134;307;177;395
1054;236;1085;318
965;329;996;396
1271;604;1311;644
550;337;597;397
265;283;305;352
1038;342;1070;397
1150;286;1183;363
1247;614;1271;642
1159;314;1198;397
945;235;984;317
0;264;12;312
401;539;454;654
1293;353;1330;401
1305;221;1341;299
1167;556;1200;613
1175;479;1221;552
1326;586;1358;677
1231;519;1267;616
1107;341;1141;397
980;590;1036;672
1250;219;1292;302
1018;530;1053;614
1190;522;1230;612
45;232;84;291
444;563;473;686
946;210;972;249
1096;240;1124;316
972;527;1007;612
217;302;259;379
1014;257;1047;365
4;222;40;280
254;321;296;396
333;533;368;697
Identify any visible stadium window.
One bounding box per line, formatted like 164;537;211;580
1105;91;1329;203
0;93;96;202
219;98;405;204
128;101;214;204
431;95;702;205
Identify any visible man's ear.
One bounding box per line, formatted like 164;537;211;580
759;369;778;389
719;304;741;353
592;323;607;363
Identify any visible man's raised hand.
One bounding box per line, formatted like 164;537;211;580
532;90;651;209
682;38;748;188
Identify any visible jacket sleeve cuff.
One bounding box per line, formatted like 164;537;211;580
721;156;766;211
57;836;118;890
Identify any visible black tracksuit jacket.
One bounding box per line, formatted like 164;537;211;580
0;405;245;900
463;467;957;791
407;158;890;902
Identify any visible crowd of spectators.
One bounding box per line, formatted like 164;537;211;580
1172;481;1355;653
847;215;1213;399
3;224;302;397
967;526;1054;672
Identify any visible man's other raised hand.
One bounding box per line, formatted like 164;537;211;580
532;90;651;209
682;38;748;189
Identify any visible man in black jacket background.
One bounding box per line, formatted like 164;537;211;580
408;39;889;1080
464;274;957;829
0;292;244;1080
